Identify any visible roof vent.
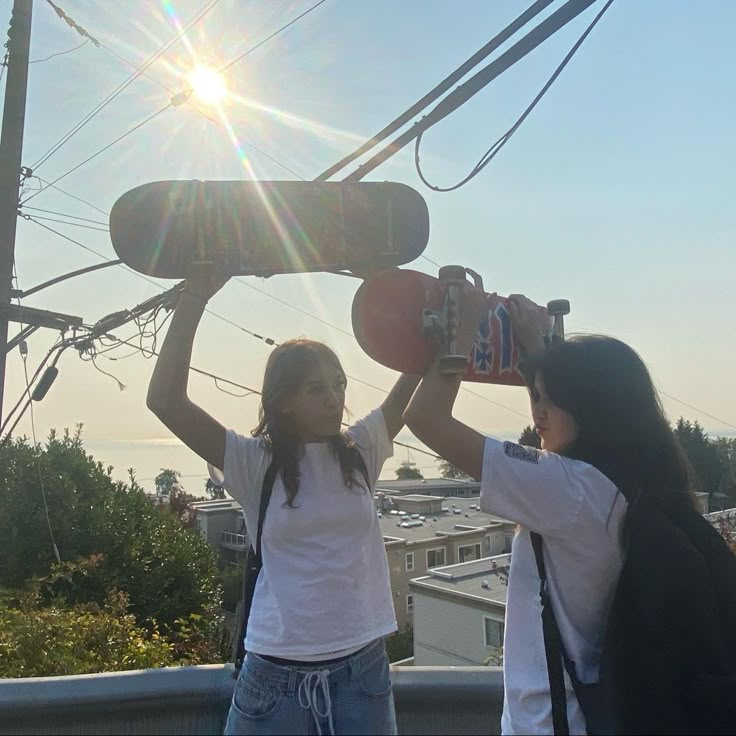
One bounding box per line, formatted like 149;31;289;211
481;579;490;589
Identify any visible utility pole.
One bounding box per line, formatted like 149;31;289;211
0;0;33;425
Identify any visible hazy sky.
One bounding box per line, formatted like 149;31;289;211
4;0;735;495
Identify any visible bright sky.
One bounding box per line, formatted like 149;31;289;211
4;0;735;495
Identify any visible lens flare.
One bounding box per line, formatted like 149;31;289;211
189;65;228;105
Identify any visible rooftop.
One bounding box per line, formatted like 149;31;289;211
189;499;243;514
410;555;511;607
378;495;512;543
376;477;480;492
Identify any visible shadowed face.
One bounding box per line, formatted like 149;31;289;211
280;357;346;442
530;377;579;454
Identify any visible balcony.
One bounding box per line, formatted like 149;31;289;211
220;532;247;551
0;665;504;735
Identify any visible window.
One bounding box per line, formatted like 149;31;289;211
484;616;505;648
503;534;513;554
458;543;482;563
405;552;415;572
426;547;446;569
407;594;414;613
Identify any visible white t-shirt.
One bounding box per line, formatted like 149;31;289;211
209;408;397;659
480;439;627;736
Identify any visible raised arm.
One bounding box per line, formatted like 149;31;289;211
146;273;228;470
403;363;485;480
404;287;553;481
380;373;422;441
403;285;488;480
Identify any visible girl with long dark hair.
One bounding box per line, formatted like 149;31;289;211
404;290;695;735
147;273;418;735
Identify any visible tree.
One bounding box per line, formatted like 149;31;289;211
155;468;182;496
0;428;221;632
0;555;228;677
437;459;469;479
0;586;175;677
713;438;736;505
169;487;200;528
518;425;541;449
206;478;226;500
385;626;413;663
673;418;724;495
396;465;423;480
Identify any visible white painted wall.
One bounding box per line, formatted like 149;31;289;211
412;589;504;666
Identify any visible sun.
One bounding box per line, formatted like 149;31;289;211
189;65;228;105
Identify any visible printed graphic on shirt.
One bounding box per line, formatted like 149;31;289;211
503;441;540;464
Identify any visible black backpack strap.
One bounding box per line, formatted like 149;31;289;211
234;460;278;670
531;531;571;736
255;461;279;559
352;446;370;489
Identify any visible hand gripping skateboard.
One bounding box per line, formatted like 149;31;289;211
351;266;570;385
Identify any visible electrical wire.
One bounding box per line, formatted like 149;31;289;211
30;0;221;172
219;0;328;73
414;0;614;192
24;103;172;199
19;206;109;226
26;177;110;217
30;38;88;64
188;104;306;179
88;329;442;460
7;267;61;563
18;213;110;232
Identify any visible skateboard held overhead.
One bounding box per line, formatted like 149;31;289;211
351;266;570;386
109;180;430;279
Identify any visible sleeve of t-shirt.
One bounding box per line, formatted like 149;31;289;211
207;430;271;508
345;408;393;489
480;438;615;537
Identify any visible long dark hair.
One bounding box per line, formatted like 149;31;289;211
252;339;365;507
525;335;693;511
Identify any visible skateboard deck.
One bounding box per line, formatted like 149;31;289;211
109;180;429;279
352;269;553;385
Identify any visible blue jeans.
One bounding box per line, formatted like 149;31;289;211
224;638;397;736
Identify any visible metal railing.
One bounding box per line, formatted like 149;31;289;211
221;532;247;548
0;665;504;735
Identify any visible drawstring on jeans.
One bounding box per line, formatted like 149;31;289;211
297;670;335;736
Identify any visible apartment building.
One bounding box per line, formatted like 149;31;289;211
410;555;510;666
378;494;515;629
189;499;246;564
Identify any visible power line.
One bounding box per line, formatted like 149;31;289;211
188;105;306;179
30;38;88;64
23;215;119;261
30;0;221;172
219;0;329;73
19;213;109;232
234;278;354;338
661;392;736;433
24;103;172;199
19;205;108;226
26;176;110;216
342;0;601;182
414;0;614;192
84;329;443;460
316;0;556;181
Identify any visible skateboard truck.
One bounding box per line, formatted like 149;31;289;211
422;265;484;376
546;299;570;345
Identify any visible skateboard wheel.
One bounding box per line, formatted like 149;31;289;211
438;265;467;283
439;355;468;375
546;299;570;317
